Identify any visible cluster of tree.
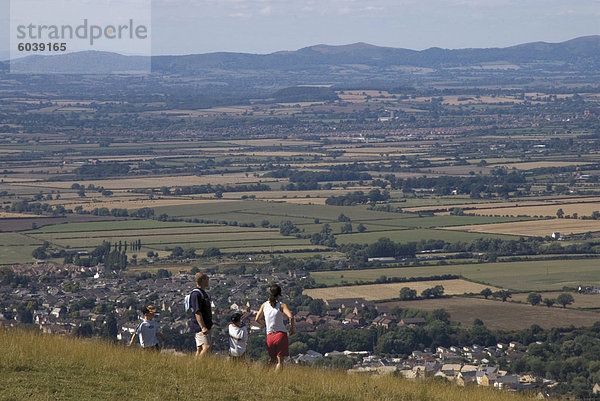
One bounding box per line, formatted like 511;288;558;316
31;241;51;259
279;220;300;236
0;266;30;288
169;246;196;259
71;183;113;197
66;241;127;270
342;237;600;265
280;181;320;191
325;189;390;206
83;207;128;217
448;237;600;258
158;183;271;196
6;200;68;216
399;285;445;300
526;292;574;308
383;171;527;197
503;323;600;399
365;238;416;259
310;223;337;247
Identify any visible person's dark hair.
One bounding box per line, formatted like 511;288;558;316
269;284;282;307
231;311;242;324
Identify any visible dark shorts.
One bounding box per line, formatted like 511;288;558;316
266;331;289;359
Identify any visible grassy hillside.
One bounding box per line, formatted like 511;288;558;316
1;328;537;401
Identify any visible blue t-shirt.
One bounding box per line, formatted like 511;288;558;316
189;288;213;333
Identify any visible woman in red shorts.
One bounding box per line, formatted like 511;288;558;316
255;284;295;372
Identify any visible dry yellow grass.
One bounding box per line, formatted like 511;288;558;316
0;212;37;218
303;279;501;301
384;297;600;331
0;177;38;183
444;219;600;236
2;328;532;401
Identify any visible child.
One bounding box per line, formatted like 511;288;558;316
228;311;248;358
129;305;166;351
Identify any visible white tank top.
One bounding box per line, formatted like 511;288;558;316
264;301;287;334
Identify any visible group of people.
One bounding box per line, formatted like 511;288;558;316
129;272;295;371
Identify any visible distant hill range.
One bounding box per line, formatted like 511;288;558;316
152;35;600;72
3;35;600;88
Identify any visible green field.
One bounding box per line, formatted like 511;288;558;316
336;228;517;244
0;233;46;265
310;258;600;291
0;233;46;246
152;201;526;246
0;198;538;264
0;245;43;265
23;219;314;255
28;220;206;234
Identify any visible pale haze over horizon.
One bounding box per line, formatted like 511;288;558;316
1;0;599;56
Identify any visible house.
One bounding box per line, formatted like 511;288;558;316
399;365;436;379
371;315;394;329
456;371;477;386
325;298;373;313
343;313;365;326
306;315;323;325
476;369;498;386
294;350;323;364
50;307;64;318
295;311;310;321
494;374;518;390
294;320;315;332
438;363;462;379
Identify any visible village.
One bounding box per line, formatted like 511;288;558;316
0;262;570;397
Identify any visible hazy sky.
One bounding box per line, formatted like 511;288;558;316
2;0;600;56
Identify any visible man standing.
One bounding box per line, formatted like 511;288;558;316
189;272;213;358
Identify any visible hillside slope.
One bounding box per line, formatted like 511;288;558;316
1;328;536;401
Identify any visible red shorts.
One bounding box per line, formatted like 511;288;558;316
266;331;289;359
